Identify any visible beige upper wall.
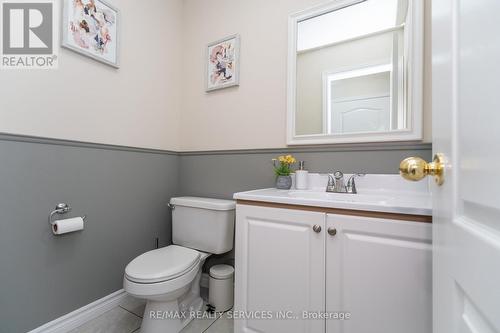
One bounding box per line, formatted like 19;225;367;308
0;0;182;151
0;0;431;151
180;0;432;151
180;0;328;151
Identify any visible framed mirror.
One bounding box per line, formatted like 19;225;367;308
287;0;423;145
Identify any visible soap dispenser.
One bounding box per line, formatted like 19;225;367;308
295;161;309;190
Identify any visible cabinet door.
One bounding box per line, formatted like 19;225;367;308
326;214;432;333
234;204;325;333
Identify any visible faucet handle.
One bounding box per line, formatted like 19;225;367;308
326;174;335;191
346;173;365;194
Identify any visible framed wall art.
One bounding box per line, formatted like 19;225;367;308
62;0;119;68
206;34;240;91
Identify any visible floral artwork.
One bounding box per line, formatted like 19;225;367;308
206;35;240;91
62;0;119;68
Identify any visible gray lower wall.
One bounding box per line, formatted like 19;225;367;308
0;136;431;332
178;143;432;199
0;137;179;333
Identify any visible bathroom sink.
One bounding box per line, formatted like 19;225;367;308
287;190;391;204
233;174;432;215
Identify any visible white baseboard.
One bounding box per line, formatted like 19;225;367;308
28;289;128;333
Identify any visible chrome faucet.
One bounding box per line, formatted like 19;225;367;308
326;171;365;194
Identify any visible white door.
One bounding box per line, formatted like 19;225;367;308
325;214;432;333
431;0;500;331
331;97;390;134
234;205;325;333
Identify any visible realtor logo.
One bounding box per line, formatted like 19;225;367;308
1;0;58;69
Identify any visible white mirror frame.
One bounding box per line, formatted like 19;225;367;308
287;0;424;145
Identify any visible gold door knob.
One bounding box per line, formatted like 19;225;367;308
399;153;445;185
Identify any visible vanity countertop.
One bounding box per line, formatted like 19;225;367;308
233;174;432;216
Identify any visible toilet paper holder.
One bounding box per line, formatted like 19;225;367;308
48;203;86;225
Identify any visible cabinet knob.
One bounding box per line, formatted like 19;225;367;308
312;225;322;233
328;228;337;236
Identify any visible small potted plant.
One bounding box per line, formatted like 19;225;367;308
272;155;296;190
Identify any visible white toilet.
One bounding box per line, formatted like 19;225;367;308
123;196;235;333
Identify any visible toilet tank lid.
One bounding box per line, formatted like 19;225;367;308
170;196;236;211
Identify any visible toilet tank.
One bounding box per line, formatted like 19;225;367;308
170;197;235;254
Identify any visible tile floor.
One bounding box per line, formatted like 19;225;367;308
69;296;233;333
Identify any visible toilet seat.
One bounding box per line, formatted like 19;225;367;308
124;259;200;300
125;245;200;284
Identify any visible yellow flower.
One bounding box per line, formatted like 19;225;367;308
275;154;296;165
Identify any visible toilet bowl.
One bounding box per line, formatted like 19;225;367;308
123;197;235;333
124;245;210;333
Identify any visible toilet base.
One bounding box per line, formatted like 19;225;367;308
141;293;204;333
124;251;212;333
137;253;209;333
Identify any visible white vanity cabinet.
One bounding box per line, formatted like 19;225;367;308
234;203;432;333
325;214;432;333
234;204;326;333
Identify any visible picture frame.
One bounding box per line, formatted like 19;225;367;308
206;34;240;92
62;0;120;68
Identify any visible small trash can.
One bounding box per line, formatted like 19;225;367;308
208;264;234;312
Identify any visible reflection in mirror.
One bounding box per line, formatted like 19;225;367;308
292;0;421;142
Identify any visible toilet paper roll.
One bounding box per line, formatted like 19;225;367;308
52;217;84;235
